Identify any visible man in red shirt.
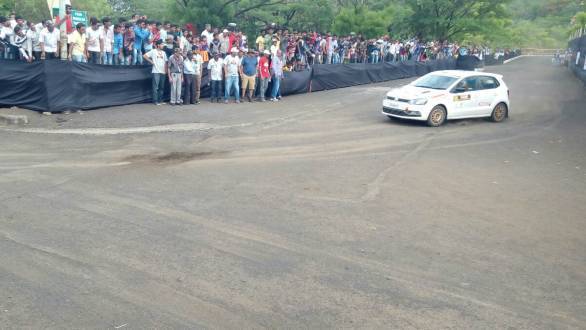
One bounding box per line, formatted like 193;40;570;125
55;4;74;35
228;31;236;51
258;50;271;102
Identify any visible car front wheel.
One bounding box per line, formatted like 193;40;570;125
426;105;447;127
491;103;508;122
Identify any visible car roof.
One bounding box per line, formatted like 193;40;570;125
428;70;503;79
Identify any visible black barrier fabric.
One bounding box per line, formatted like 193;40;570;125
311;59;455;92
569;36;586;85
456;55;481;71
0;60;47;111
0;58;455;112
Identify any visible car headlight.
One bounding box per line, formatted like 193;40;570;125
409;98;428;105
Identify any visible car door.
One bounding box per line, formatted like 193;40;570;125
477;76;501;116
449;77;479;118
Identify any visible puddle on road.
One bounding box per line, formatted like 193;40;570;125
122;151;228;165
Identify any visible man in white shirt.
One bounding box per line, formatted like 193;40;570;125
99;17;114;65
85;17;102;64
40;21;60;60
328;36;338;64
201;24;213;48
192;47;204;103
270;39;279;58
1;16;15;59
207;52;224;102
25;22;40;61
182;51;196;105
159;22;168;42
12;26;31;62
224;47;241;103
143;40;168;105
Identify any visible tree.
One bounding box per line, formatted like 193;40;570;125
571;11;586;37
73;0;113;20
403;0;510;41
332;6;387;38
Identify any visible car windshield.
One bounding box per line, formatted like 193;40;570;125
412;75;459;90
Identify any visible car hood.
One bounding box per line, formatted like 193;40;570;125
387;85;446;100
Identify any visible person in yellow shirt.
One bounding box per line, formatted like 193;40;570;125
256;32;265;52
68;23;87;62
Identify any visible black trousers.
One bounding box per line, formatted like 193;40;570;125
183;74;195;104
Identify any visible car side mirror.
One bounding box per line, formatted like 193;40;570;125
453;87;467;93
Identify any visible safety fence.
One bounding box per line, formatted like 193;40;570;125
0;58;457;112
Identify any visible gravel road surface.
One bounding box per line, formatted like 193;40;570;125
1;57;585;329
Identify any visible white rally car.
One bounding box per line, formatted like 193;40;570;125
382;70;510;127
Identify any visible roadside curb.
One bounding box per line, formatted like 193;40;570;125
503;55;550;64
0;113;29;126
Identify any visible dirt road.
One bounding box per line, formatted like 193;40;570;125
1;57;585;328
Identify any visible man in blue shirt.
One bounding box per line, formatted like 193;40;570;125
239;49;258;102
112;24;123;65
133;19;150;65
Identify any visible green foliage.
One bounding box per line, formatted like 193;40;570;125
2;0;582;49
402;0;511;41
0;0;51;22
332;7;384;38
0;0;12;16
507;0;583;48
74;0;113;20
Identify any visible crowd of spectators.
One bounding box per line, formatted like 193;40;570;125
1;6;510;105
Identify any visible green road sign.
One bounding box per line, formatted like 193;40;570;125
71;10;88;27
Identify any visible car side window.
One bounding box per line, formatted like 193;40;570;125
452;77;479;93
463;77;480;91
479;76;500;90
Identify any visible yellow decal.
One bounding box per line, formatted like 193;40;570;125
453;94;471;102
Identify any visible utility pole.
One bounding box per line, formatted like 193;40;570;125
59;0;67;60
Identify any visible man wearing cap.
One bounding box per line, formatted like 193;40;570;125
258;50;271;102
143;39;168;106
240;49;258;102
224;47;241;103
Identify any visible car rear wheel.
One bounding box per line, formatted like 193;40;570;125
491;103;508;122
426;105;447;127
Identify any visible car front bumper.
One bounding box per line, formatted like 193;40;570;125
382;99;426;120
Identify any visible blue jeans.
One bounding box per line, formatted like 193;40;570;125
333;53;340;64
88;51;100;64
224;75;240;101
210;80;222;100
152;73;165;104
72;54;85;63
112;53;121;65
271;76;281;99
103;52;113;65
133;48;143;65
